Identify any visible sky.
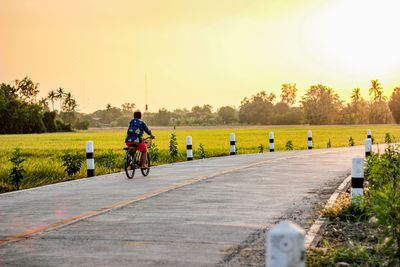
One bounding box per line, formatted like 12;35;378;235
1;0;400;113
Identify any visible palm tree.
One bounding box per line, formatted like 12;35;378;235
63;92;77;112
39;97;49;111
56;87;65;112
47;90;57;111
106;104;112;112
369;79;383;101
351;88;361;102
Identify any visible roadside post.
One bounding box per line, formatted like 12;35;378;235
307;130;312;149
367;129;371;139
266;221;305;267
269;132;275;152
230;133;236;155
365;138;372;157
186;136;193;161
86;141;95;177
351;155;364;204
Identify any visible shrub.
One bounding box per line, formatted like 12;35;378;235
385;132;392;144
9;148;25;190
73;119;90;130
348;136;355;146
169;132;178;162
285;140;294;150
258;144;264;153
148;141;160;163
198;143;206;159
327;139;332;148
97;149;118;171
61;151;82;176
365;146;400;258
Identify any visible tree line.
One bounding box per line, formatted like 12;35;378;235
1;77;400;134
140;80;400;126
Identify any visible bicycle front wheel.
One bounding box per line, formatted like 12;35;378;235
140;153;151;176
124;152;135;179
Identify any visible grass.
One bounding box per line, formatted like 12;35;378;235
1;124;400;191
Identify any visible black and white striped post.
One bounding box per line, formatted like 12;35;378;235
351;155;364;204
86;140;95;177
365;138;372;157
308;130;312;149
367;129;371;139
230;133;236;155
269;132;274;152
186;136;193;161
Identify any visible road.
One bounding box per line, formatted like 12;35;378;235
0;146;366;266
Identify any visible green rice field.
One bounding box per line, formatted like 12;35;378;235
1;125;399;192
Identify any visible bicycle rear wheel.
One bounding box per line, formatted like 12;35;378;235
124;151;135;179
140;153;151;176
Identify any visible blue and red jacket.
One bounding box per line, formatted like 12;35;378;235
125;118;152;143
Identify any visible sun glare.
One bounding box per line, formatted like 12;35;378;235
302;0;400;78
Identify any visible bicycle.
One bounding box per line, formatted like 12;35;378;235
123;137;153;179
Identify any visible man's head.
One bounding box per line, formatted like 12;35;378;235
133;111;142;119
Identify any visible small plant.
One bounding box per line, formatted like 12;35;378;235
61;151;82;176
327;139;331;148
371;135;375;144
198;143;206;158
321;193;369;222
385;132;392;144
9;148;25;190
258;144;264;153
148;141;160;163
285;140;294;150
169;132;178;162
97;149;117;171
348;136;355;146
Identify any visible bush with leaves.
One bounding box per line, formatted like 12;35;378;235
385;132;392;144
169;132;178;162
61;151;82;176
365;146;400;259
9;148;25;190
258;144;264;153
285;140;294;150
327;139;332;148
197;143;206;159
97;149;118;171
148;141;160;163
348;136;355;146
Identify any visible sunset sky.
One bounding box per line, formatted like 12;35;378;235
1;0;400;113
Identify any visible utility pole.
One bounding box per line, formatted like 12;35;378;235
145;73;148;112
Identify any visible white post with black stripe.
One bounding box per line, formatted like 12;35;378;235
307;130;312;149
86;140;95;177
186;136;193;161
269;132;275;152
230;133;236;155
367;129;371;139
266;221;305;267
351;155;364;204
365;138;372;157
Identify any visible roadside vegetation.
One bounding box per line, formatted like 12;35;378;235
1;126;400;193
307;145;400;266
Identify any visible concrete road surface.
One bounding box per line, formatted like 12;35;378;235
0;146;367;266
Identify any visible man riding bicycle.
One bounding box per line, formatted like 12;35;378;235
125;111;155;169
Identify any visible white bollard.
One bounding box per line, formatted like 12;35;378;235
367;129;371;139
230;133;236;155
86;140;95;177
267;221;305;267
351;155;364;204
186;136;193;161
307;130;312;149
365;138;372;157
269;132;275;152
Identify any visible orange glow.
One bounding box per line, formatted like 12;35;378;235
1;0;399;113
